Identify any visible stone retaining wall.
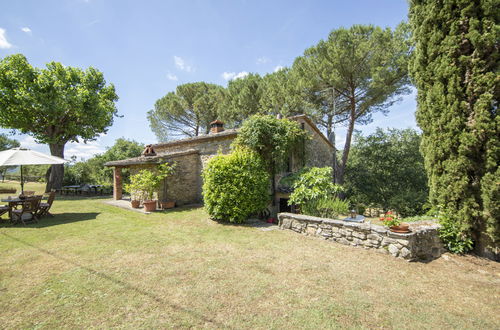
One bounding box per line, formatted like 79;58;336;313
278;213;445;261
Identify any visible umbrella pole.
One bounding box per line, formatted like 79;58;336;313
20;165;24;194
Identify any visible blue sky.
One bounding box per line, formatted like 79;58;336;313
0;0;416;159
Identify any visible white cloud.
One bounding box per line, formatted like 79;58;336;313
167;73;178;81
66;140;105;160
14;135;105;161
274;65;284;72
173;56;194;72
0;28;13;49
19;136;40;149
256;56;270;64
221;72;235;80
21;27;32;34
234;71;249;79
222;71;249;81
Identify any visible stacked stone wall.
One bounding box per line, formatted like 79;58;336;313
278;213;445;261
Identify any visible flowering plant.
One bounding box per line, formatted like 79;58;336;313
380;211;401;227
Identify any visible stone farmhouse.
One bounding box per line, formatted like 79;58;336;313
105;115;333;213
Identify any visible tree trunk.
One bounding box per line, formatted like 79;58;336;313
336;103;356;186
46;143;65;192
328;131;338;184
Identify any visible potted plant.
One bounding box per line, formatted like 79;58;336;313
127;162;176;212
380;211;410;233
125;178;144;208
160;201;175;209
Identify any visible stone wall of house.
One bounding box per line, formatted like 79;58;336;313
155;135;234;168
296;118;333;169
163;152;201;205
278;213;445;261
131;136;235;206
129;152;202;206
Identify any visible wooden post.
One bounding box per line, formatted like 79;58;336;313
113;167;123;200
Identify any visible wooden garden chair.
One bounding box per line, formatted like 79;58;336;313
11;196;42;225
38;192;56;218
0;204;9;220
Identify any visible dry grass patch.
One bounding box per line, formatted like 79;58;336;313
0;191;499;328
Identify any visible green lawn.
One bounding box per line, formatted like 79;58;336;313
0;182;499;329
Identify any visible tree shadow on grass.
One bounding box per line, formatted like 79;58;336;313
0;231;222;327
0;212;100;228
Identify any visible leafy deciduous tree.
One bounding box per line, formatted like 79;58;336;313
0;134;19;151
0;54;119;191
0;134;20;181
64;138;143;185
345;128;428;217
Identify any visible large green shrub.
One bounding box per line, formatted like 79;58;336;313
202;148;270;223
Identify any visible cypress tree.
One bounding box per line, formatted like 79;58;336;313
409;0;499;259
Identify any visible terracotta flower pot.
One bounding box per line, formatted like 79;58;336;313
160;201;175;209
143;200;157;212
390;223;410;233
130;200;140;208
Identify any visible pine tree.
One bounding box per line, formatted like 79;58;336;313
409;0;499;259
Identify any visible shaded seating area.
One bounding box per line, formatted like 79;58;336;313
0;193;57;225
11;196;42;225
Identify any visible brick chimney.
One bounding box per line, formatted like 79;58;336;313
141;144;156;157
210;120;224;134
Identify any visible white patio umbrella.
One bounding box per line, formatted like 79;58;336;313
0;148;67;193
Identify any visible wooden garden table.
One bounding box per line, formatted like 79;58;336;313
1;197;27;220
1;196;46;220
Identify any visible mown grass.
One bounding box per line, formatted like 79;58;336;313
0;181;499;329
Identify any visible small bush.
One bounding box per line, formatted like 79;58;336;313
438;213;474;254
304;197;350;219
125;163;176;201
202;148;270;223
